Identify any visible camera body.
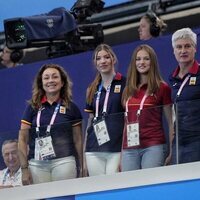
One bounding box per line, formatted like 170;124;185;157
4;7;77;49
4;0;105;57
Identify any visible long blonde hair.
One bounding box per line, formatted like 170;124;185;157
122;44;163;103
29;63;72;109
86;43;118;104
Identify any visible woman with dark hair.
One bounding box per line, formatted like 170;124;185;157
18;63;83;184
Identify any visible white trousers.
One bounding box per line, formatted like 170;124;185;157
85;152;120;176
29;156;77;184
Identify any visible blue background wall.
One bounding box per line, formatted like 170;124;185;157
0;28;200;168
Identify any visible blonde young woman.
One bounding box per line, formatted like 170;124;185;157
84;44;126;176
121;44;173;171
18;64;83;184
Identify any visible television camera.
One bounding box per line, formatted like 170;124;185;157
4;0;105;57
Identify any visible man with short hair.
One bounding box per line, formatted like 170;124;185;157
0;139;22;188
169;28;200;164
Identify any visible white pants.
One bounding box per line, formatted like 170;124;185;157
29;156;77;184
85;152;120;176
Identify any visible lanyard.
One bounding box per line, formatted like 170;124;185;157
36;103;60;136
95;82;112;119
125;94;148;119
176;74;191;97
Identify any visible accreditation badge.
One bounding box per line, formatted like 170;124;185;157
127;123;140;147
93;119;110;146
189;77;196;85
114;85;121;93
59;106;66;114
35;136;56;160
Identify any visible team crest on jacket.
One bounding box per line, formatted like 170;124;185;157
114;85;121;93
59;106;66;114
189;77;196;85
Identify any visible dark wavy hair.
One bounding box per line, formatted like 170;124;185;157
29;63;72;109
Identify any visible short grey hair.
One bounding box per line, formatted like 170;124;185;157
2;139;18;154
172;28;197;48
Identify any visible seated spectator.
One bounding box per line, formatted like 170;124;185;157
0;46;24;68
0;139;22;189
138;11;167;40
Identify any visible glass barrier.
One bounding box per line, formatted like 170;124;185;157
84;100;200;175
96;104;172;173
0;119;84;188
1;100;200;188
174;98;200;164
84;111;125;176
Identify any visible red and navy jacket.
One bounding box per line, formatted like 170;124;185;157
85;72;126;152
169;60;200;143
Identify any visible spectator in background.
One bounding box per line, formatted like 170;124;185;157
138;12;167;40
18;63;84;185
0;46;24;69
0;139;22;189
121;44;173;171
84;44;126;176
169;28;200;164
